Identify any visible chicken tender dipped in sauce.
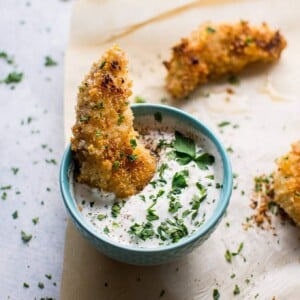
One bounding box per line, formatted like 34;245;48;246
164;21;287;99
273;141;300;226
71;45;156;198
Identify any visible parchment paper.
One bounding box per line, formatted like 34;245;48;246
61;0;300;299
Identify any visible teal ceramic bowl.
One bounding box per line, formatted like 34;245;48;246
60;104;232;265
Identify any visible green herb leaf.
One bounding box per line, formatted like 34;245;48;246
97;214;106;221
100;61;106;69
168;196;183;213
32;217;39;225
134;96;146;103
12;210;18;219
225;249;232;263
130;139;137;149
23;282;30;288
146;208;159;221
113;161;120;170
21;231;32;243
218;121;231;127
206;26;216;33
182;210;191;218
174;131;196;158
3;72;23;84
103;226;110;235
195;153;215;170
157;218;188;243
213;289;220;300
127;154;137;162
175;152;193;165
233;284;240;295
111;202;122;218
80;116;90;122
158;163;169;178
129;222;155;240
117;114;125;125
45;56;57;66
172;171;188;189
38;282;44;289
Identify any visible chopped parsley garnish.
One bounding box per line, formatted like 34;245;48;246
0;51;14;64
225;242;244;263
146;208;159;221
173;131;215;170
97;214;106;221
195;153;215;170
174;131;196;158
129;222;155;240
218;121;231;127
0;185;11;190
245;36;253;44
111;202;122;218
45;159;57;165
117;114;125;125
154;112;163;122
233;284;240;295
206;26;216;33
44;56;57;66
225;249;232;263
11;167;19;175
158;163;169;178
100;61;106;69
23;282;30;288
213;289;220;300
2;72;23;84
168;195;182;213
206;175;214;180
32;217;39;225
2;192;7;200
130;139;137;149
80;116;90;122
134;96;146;103
113;161;120;170
157;218;188;243
12;210;18;219
95;130;101;137
38;282;44;289
45;274;52;280
172;170;188;190
103;226;110;234
21;231;32;243
127;154;137;162
182;209;191;218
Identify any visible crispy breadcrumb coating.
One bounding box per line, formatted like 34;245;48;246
164;21;287;98
273;141;300;226
71;45;156;198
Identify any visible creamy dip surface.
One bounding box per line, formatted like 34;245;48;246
71;123;221;248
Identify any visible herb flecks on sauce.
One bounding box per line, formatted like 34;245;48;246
74;129;219;247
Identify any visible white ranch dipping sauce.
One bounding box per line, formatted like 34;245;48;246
71;124;221;248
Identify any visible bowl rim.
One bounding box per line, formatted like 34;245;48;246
60;103;232;254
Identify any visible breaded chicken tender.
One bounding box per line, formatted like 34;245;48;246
273;141;300;226
71;45;156;198
164;21;287;98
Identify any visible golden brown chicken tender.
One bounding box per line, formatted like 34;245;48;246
71;45;156;198
164;21;287;99
273;141;300;226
